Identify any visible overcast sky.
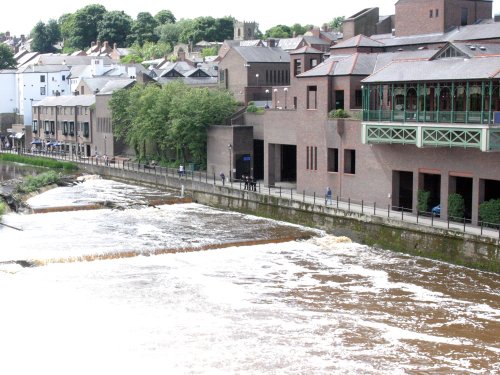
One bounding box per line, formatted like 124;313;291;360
2;0;500;36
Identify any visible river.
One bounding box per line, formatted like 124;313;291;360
0;171;498;374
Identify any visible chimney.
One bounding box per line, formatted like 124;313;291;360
6;31;10;38
267;38;276;48
96;41;101;51
91;41;96;48
21;34;25;42
103;41;109;50
113;42;117;50
312;27;320;38
322;23;329;32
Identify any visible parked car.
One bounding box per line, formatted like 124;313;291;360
432;204;440;216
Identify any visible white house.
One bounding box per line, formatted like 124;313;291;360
0;69;18;115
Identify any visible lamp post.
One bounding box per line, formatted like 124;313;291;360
284;87;288;109
273;88;278;108
228;143;232;181
265;89;270;108
104;135;107;156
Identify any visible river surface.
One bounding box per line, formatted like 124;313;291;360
0;175;498;374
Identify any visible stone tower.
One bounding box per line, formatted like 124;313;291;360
234;21;257;41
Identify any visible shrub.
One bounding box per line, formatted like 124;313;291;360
328;109;350;118
247;103;258;113
0;201;4;217
17;171;60;194
0;154;78;170
479;199;500;225
448;193;465;220
417;190;431;212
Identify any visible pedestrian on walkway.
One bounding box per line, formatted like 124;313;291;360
178;164;185;177
220;172;225;186
326;186;333;205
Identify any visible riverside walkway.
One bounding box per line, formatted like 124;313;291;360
2;149;500;243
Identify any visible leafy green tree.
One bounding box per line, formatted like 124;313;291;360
46;19;61;46
214;17;234;41
31;20;60;53
155;10;176;25
0;44;16;69
129;12;158;46
290;23;308;36
97;10;133;47
157;22;182;46
201;47;217;57
179;17;234;44
328;16;345;31
67;4;107;50
265;25;292;38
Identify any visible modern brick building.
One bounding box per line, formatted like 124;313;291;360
208;0;500;224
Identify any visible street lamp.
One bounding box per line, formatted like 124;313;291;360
228;143;232;181
265;89;270;108
284;87;288;109
273;88;278;108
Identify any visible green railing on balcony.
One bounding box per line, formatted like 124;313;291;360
422;127;482;148
489;130;500;151
365;125;418;145
363;110;493;125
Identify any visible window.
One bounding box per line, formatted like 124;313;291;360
327;148;339;172
344;149;356;174
44;121;50;134
307;86;317;109
435;9;439;17
429;9;433;18
83;122;90;137
50;121;55;134
294;59;302;76
69;121;75;136
306;146;317;170
63;121;68;135
310;58;318;67
32;120;37;133
40;87;46;95
355;90;363;108
62;75;65;81
81;86;85;94
461;8;468;26
40;75;45;83
306;146;309;169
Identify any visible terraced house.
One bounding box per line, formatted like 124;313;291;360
209;0;500;224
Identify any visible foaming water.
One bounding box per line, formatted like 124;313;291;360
0;179;498;374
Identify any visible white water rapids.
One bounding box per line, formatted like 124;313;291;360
0;178;498;374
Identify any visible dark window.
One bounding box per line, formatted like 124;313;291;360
314;147;317;170
328;148;339;172
81;86;85;95
69;121;75;136
83;122;90;137
355;90;362;108
306;146;310;169
429;9;433;18
307;86;317;109
63;121;68;135
40;75;45;82
335;90;344;110
50;121;55;134
44;121;50;134
310;58;318;67
40;87;46;95
435;9;439;17
32;120;37;133
294;59;302;76
344;149;356;174
62;75;65;81
461;8;468;26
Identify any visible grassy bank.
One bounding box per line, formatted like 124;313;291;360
17;171;61;194
0;201;4;218
0;153;78;171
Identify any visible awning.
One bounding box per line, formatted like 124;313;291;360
9;132;24;139
31;139;42;145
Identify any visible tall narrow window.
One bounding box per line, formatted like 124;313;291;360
429;9;433;18
314;147;317;170
328;148;339;172
307;86;317;109
40;75;45;82
306;146;310;169
32;120;38;133
435;9;439;17
294;59;302;76
344;149;356;174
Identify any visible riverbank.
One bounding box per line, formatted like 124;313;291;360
73;163;499;272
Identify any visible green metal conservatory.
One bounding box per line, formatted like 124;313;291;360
361;55;500;151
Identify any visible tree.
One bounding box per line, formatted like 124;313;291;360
129;12;158;46
46;19;61;46
290;23;308;36
214;17;234;41
0;44;16;69
157;22;182;46
31;21;53;53
67;4;107;50
328;16;345;31
155;10;176;25
265;25;292;38
97;10;133;47
201;47;218;57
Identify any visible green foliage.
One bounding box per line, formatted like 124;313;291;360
31;20;60;53
66;4;107;50
155;10;176;25
17;171;60;194
130;41;171;60
129;12;159;46
179;16;234;44
328;109;349;118
120;54;143;64
97;10;133;47
265;25;292;38
201;47;218;57
479;199;500;225
417;190;431;212
448;193;465;219
328;16;345;31
157;22;182;46
290;23;308;36
246;103;258;113
110;81;237;167
0;201;5;217
0;44;16;69
0;154;78;170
